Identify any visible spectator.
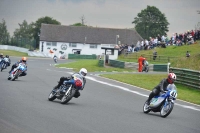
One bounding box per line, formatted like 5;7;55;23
140;40;144;50
153;50;157;60
186;51;190;57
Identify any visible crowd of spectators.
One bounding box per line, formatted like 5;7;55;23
114;29;200;55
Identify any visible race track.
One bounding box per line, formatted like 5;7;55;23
0;57;200;133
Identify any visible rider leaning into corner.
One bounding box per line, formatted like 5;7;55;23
146;73;177;105
53;68;87;98
9;57;28;76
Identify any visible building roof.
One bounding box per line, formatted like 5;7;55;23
40;24;143;45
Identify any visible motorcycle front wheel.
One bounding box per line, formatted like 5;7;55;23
143;101;151;113
1;63;4;71
48;90;57;101
160;102;174;118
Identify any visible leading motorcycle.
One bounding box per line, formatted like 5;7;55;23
53;56;58;63
8;63;27;81
48;74;83;104
143;84;177;118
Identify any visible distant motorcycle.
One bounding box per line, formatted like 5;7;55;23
143;84;177;118
142;60;149;72
0;57;10;72
8;63;27;81
48;74;83;104
53;56;58;63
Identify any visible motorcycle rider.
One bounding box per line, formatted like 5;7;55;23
2;55;11;68
53;55;58;63
142;58;148;72
9;57;27;76
0;53;4;62
146;73;177;105
53;68;87;98
0;53;4;65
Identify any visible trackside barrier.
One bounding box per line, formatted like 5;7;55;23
109;59;168;72
170;67;200;89
68;54;96;59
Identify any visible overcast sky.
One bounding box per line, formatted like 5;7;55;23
0;0;200;37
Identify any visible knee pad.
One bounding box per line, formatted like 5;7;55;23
152;89;159;95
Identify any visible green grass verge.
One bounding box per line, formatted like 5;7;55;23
56;59;135;72
0;50;28;57
100;73;200;105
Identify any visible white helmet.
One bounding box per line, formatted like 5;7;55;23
79;68;87;77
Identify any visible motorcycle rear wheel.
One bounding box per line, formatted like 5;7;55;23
61;88;76;104
160;102;174;118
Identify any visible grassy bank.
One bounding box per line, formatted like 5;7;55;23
118;42;200;71
56;59;134;72
0;50;28;57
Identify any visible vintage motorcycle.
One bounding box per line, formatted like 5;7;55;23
142;60;149;72
8;63;27;81
143;84;178;118
48;74;84;104
0;57;10;72
53;56;58;63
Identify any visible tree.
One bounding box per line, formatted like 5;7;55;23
12;20;34;47
32;16;61;48
132;5;169;39
0;19;10;45
13;20;33;39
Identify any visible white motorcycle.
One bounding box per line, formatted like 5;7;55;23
8;63;27;81
53;56;58;63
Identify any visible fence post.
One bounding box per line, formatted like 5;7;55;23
167;63;170;73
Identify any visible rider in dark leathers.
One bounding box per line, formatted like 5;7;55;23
146;73;177;105
53;68;87;98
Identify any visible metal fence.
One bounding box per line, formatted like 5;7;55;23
170;67;200;89
124;52;178;63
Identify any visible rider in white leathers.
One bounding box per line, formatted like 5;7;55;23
53;68;87;98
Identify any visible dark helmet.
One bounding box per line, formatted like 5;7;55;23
5;55;9;58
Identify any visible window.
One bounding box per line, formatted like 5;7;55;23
46;42;51;46
46;42;57;46
90;44;97;48
69;43;77;47
52;42;57;46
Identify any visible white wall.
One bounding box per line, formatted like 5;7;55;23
0;45;29;53
39;41;118;59
0;45;52;57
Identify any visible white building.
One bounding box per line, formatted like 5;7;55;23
39;24;143;59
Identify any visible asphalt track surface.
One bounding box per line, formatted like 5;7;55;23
0;57;200;133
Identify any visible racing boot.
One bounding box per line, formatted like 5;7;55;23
53;81;62;90
146;92;155;105
73;91;80;98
